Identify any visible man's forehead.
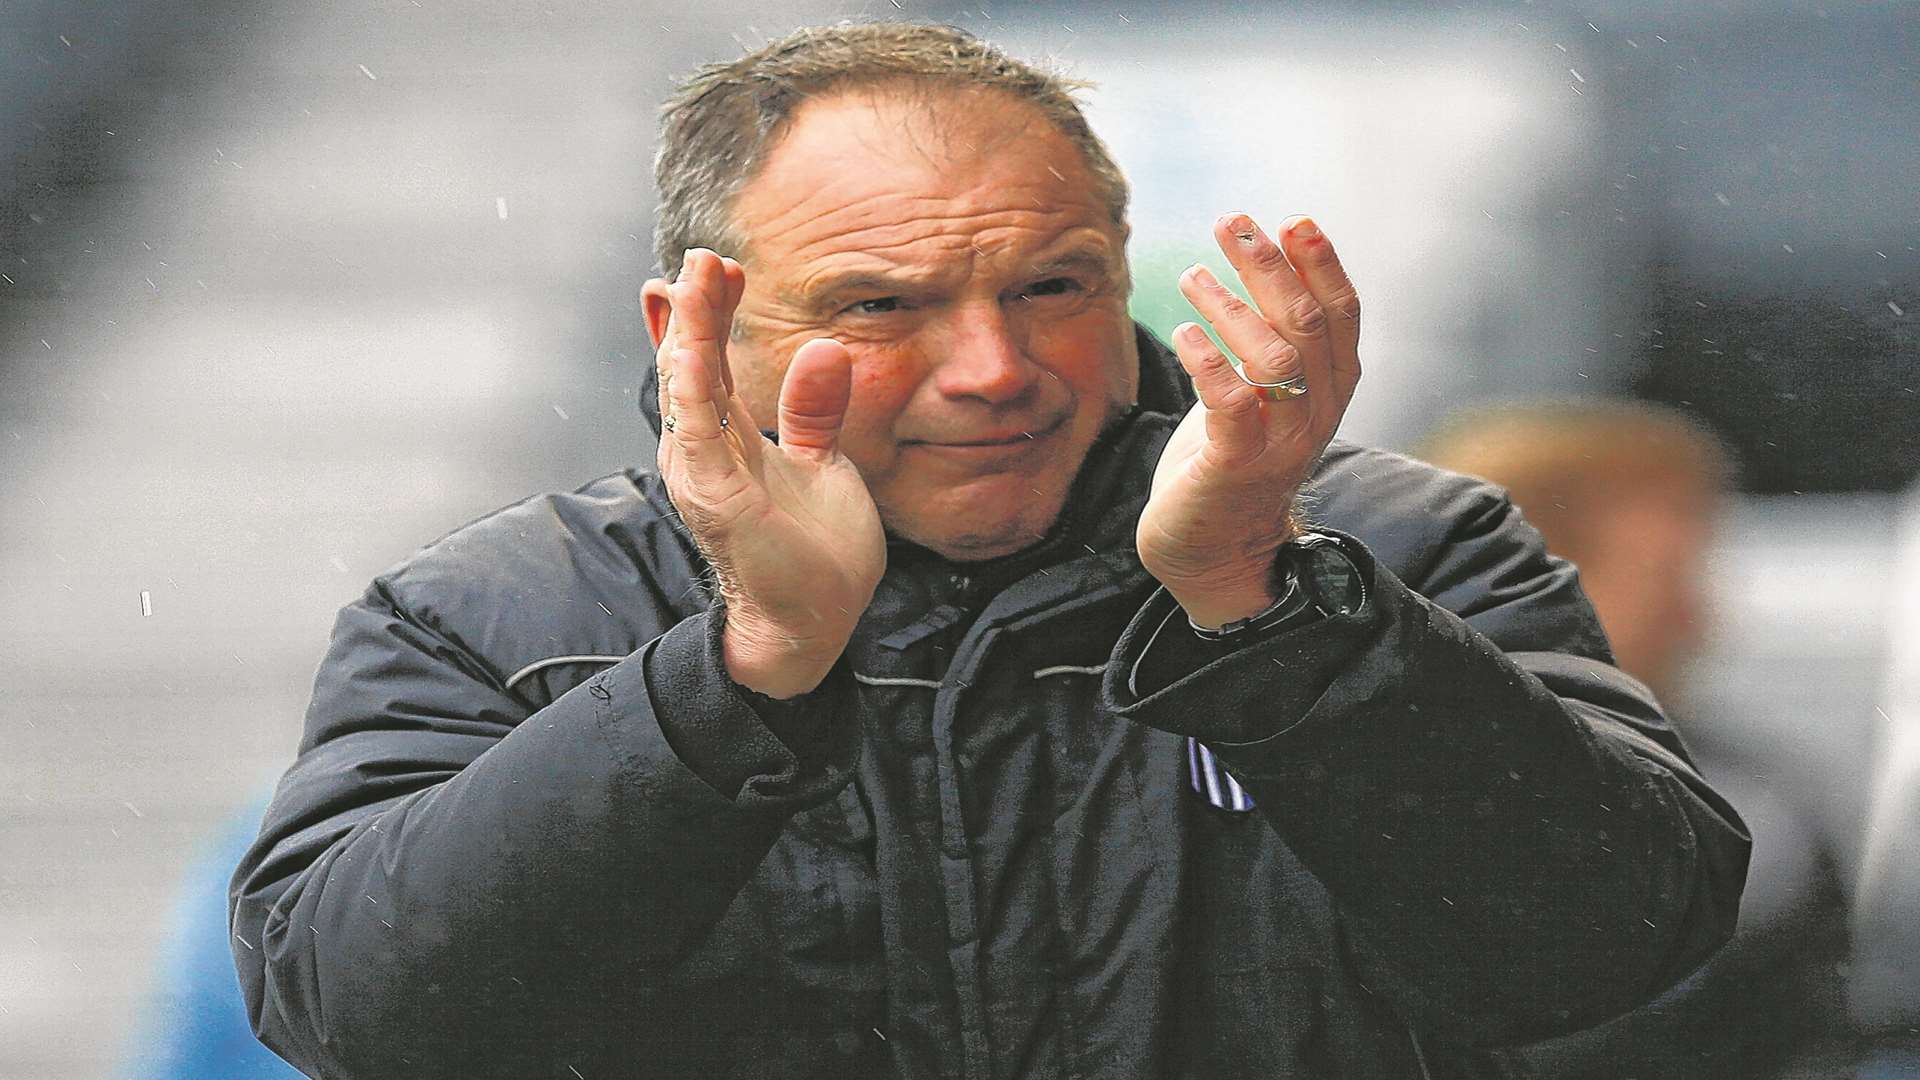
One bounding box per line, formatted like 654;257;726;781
735;87;1120;295
776;83;1057;166
739;90;1098;220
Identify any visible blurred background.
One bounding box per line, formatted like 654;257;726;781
0;1;1912;1077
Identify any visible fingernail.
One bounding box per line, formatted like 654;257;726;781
1186;264;1219;287
1223;213;1257;243
1286;215;1320;239
1178;322;1210;345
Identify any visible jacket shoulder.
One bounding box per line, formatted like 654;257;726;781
1307;441;1511;570
1309;440;1610;659
363;468;704;697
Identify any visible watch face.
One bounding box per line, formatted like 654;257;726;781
1289;535;1365;618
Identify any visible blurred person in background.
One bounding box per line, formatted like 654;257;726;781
1418;402;1729;707
228;23;1747;1079
1421;401;1858;1077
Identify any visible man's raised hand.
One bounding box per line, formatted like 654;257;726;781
1136;214;1363;629
654;249;886;698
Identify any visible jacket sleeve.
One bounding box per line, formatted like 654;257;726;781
228;579;860;1078
1101;494;1751;1048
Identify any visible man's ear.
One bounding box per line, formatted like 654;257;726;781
641;278;673;348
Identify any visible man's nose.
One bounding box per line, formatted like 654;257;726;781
930;302;1041;404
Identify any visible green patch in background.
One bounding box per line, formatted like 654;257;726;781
1127;245;1256;371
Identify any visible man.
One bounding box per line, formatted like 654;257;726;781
230;22;1748;1079
1417;402;1732;705
1424;404;1856;1075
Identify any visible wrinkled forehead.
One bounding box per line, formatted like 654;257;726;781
730;86;1122;283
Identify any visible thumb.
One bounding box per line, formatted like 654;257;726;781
777;337;854;455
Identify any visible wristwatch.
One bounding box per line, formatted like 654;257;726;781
1186;532;1354;640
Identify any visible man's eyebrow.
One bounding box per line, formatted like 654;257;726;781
782;271;932;309
782;244;1122;308
1021;246;1120;280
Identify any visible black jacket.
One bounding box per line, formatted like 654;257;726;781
231;325;1749;1079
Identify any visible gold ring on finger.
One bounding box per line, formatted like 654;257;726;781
1246;374;1310;400
663;413;677;433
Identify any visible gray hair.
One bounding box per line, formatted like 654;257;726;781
651;21;1131;277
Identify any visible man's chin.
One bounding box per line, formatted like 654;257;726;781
884;487;1067;563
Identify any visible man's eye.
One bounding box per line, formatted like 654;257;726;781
846;297;902;315
1018;277;1083;300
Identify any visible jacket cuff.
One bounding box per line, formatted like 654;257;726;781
639;605;858;806
1101;530;1383;746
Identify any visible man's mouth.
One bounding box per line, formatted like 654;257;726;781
915;414;1067;450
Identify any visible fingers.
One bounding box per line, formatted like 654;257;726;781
1169;322;1265;463
662;346;741;477
1205;213;1328;403
667;252;726;399
777;338;853;456
669;249;745;399
720;255;746;317
718;255;746;397
1274;216;1361;403
653;334;676;452
1184;213;1364;427
1216;214;1361;406
1178;259;1316;409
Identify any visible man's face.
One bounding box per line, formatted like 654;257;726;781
718;88;1138;562
1581;484;1719;699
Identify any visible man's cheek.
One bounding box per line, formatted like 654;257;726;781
1057;347;1129;403
838;364;919;467
1034;313;1126;376
850;358;920;416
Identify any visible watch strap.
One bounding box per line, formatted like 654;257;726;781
1185;532;1344;640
